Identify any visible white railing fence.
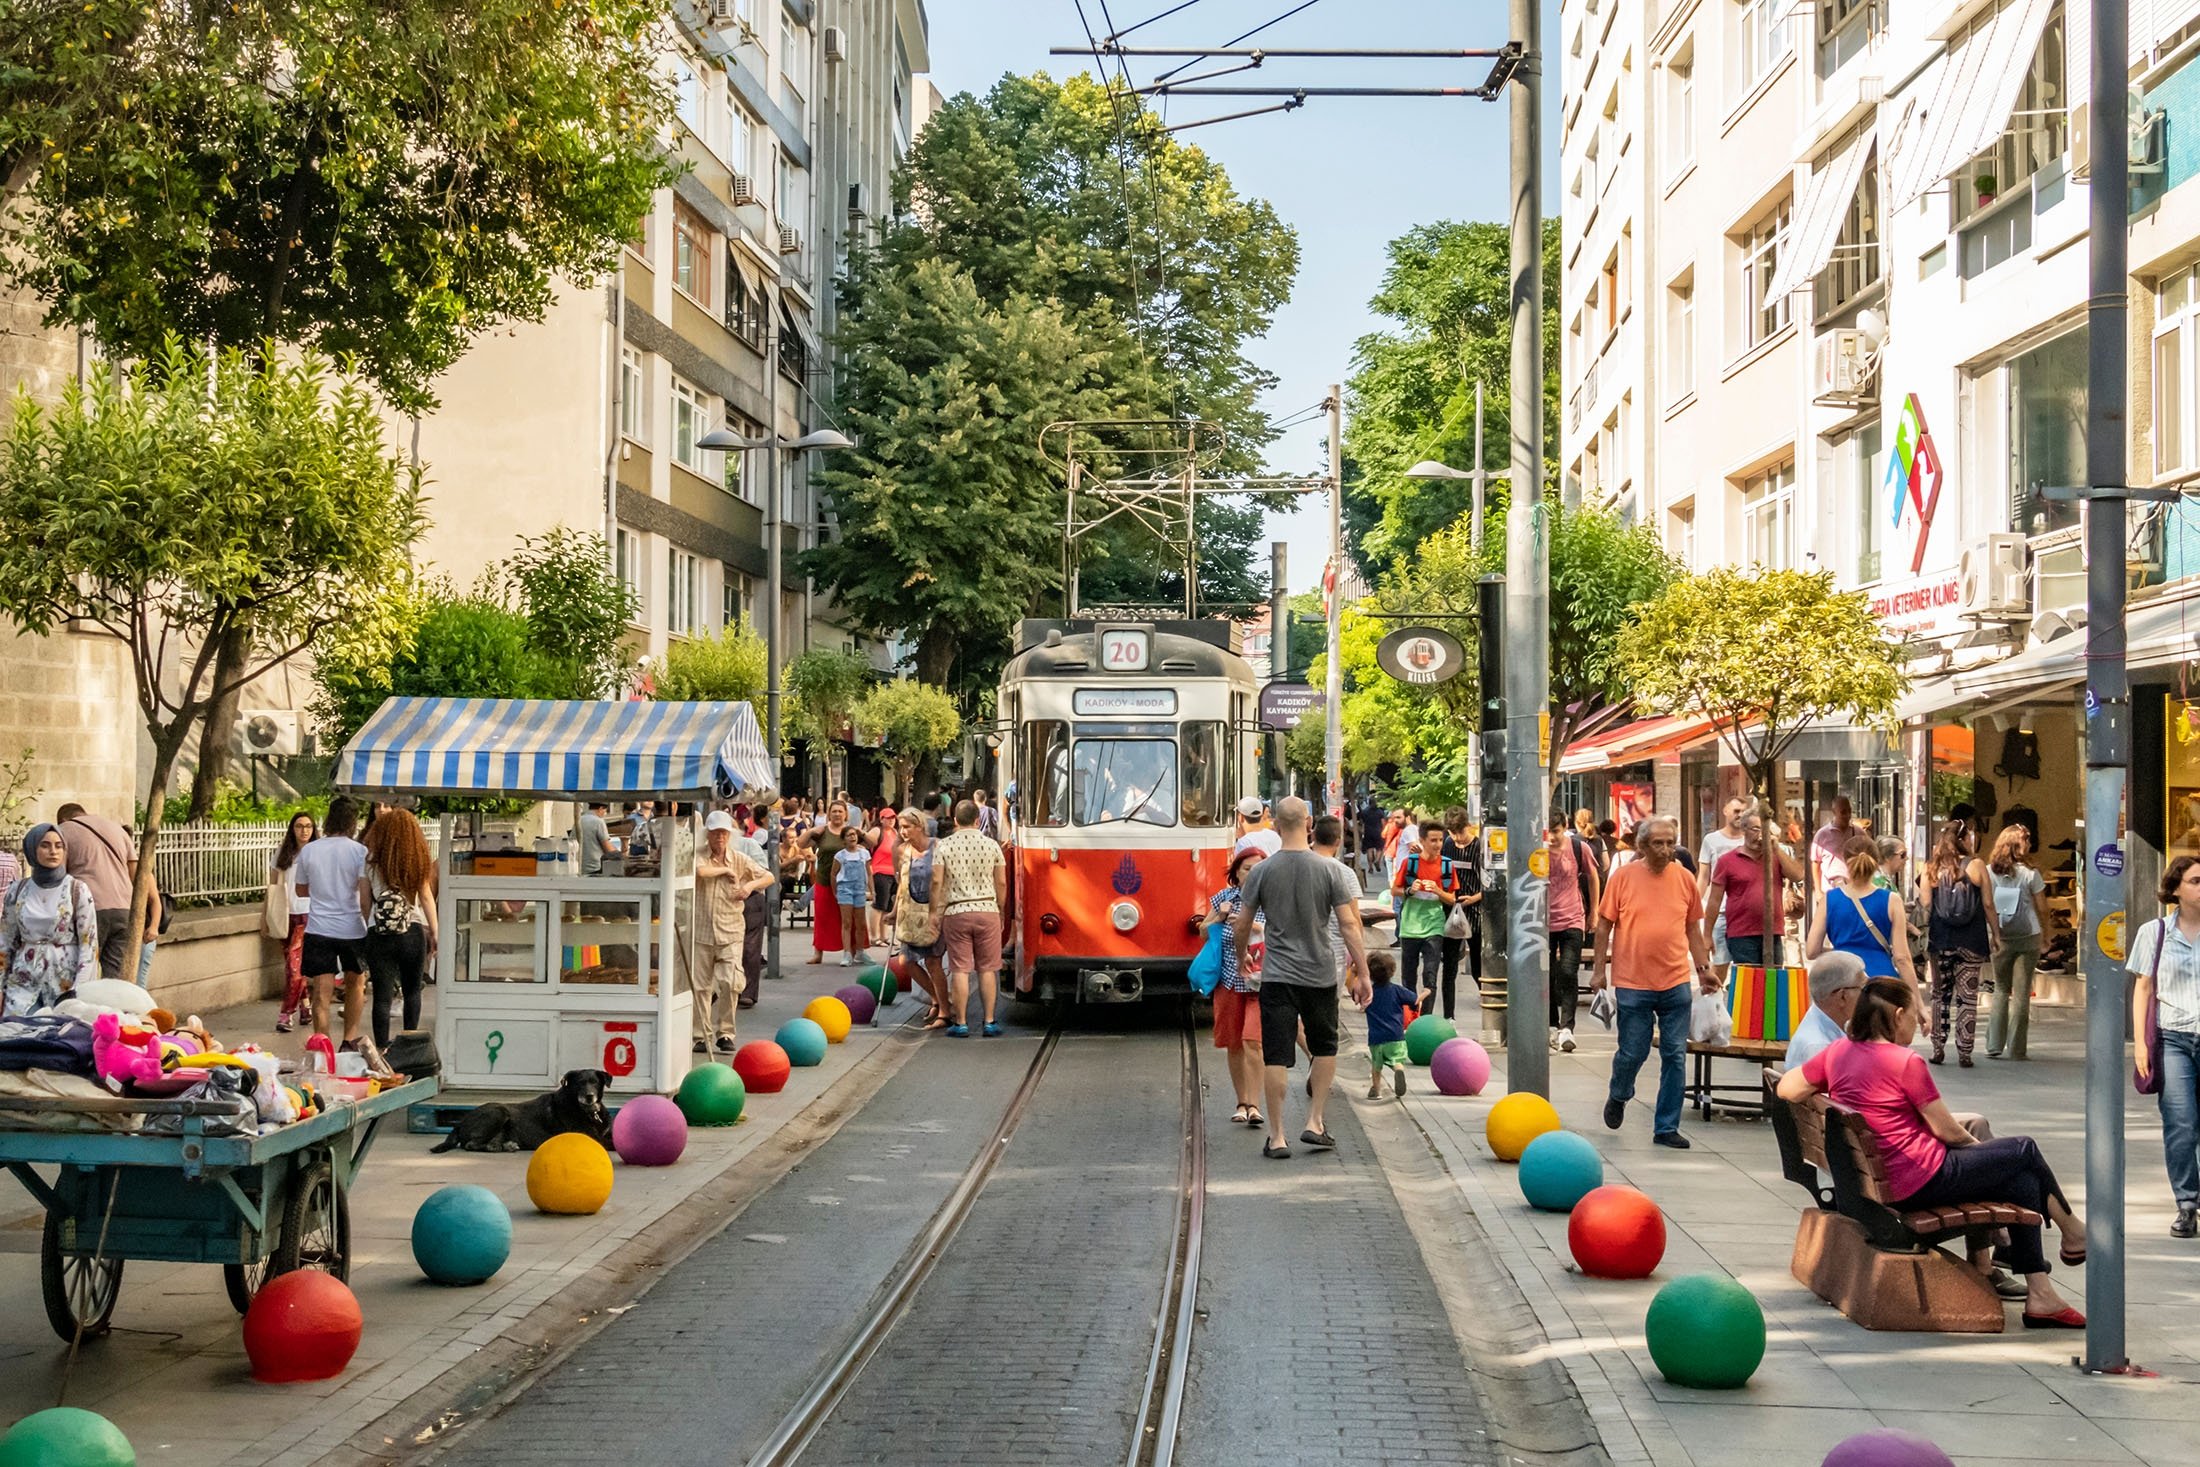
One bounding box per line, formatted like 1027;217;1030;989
2;820;441;907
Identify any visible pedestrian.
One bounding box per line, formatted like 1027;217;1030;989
625;800;660;860
361;807;437;1051
1919;825;1989;1065
54;801;135;980
1358;794;1385;880
865;805;899;949
1699;798;1752;981
833;825;873;967
1985;825;2047;1060
575;799;617;876
0;824;99;1016
1593;814;1713;1149
269;811;316;1032
732;797;774;1007
1812;795;1860;885
1233;795;1269;847
971;786;998;838
1591;818;1620;878
1544;815;1602;1053
1702;807;1799;971
695;811;774;1052
936;799;1007;1037
1360;950;1413;1100
1807;835;1920;993
1438;808;1484;1018
292;795;372;1049
1390;824;1459;1015
1876;835;1929;978
894;810;951;1029
1205;843;1267;1126
800;799;867;965
2131;854;2200;1238
1232;796;1372;1160
1380;809;1406;868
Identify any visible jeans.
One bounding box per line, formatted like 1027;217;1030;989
1439;917;1482;1021
364;924;427;1050
1610;984;1692;1136
2160;1028;2200;1209
1987;933;2039;1057
1898;1135;2068;1275
136;940;155;987
1724;933;1778;968
1400;935;1444;1008
1549;928;1584;1029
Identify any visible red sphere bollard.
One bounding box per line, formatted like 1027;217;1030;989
732;1039;792;1095
1566;1184;1667;1279
243;1269;363;1382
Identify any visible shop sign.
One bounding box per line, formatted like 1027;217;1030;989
1884;392;1946;574
1376;626;1466;686
1867;571;1965;639
1258;681;1325;730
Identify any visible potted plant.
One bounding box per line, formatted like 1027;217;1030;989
1973;172;1997;208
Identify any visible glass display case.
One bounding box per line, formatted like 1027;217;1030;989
454;899;547;985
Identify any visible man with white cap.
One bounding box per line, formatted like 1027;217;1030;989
1233;795;1270;846
696;811;775;1053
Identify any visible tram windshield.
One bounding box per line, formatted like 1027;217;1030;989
1070;739;1179;827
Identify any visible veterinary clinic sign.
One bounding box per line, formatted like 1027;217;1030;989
1868;571;1965;639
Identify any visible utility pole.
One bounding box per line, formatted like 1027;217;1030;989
1270;541;1290;682
1324;386;1345;819
1503;0;1549;1097
763;322;785;986
1468;381;1486;821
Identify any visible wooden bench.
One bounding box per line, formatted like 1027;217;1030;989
1762;1069;2037;1333
1683;1038;1787;1120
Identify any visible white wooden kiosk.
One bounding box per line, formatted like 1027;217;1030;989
335;697;775;1095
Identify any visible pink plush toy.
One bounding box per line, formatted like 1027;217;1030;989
92;1012;212;1097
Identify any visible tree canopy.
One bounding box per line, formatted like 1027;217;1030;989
854;680;961;804
654;622;769;704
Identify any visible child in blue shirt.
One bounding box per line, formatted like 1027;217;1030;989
1360;950;1414;1099
833;827;872;967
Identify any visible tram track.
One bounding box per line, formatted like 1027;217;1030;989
747;1009;1209;1467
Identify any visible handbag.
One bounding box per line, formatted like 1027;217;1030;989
2138;918;2167;1097
1188;920;1227;997
895;849;939;947
262;872;290;941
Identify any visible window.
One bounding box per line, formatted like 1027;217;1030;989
1022;721;1068;827
1815;0;1878;80
1070;740;1178;828
1738;0;1792;91
1738;197;1793;349
619;347;645;443
1835;425;1885;582
779;19;806;132
1668;501;1696;567
722;570;753;629
1667;274;1696;399
2010;327;2086;537
676;59;700;131
726;264;765;347
1953;6;2066;232
1815;147;1882;319
668;549;701;637
616;529;645;621
1600;252;1620;340
671;376;709;471
1179;722;1229;827
2157;266;2198;479
728;101;755;180
1740;461;1797;568
1665;43;1695;176
723;414;761;502
673;205;711;305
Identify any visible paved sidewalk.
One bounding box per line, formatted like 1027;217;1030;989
0;949;919;1466
1378;996;2200;1467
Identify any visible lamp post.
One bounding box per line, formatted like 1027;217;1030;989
1405;451;1509;828
699;417;852;983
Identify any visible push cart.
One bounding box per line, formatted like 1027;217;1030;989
0;1077;436;1341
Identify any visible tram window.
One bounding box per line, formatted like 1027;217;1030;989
1023;720;1069;827
1180;721;1227;826
1071;740;1178;827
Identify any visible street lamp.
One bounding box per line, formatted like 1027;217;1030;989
698;420;853;985
1404;382;1500;553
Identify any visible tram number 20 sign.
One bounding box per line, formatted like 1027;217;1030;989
1375;626;1466;687
1099;628;1150;671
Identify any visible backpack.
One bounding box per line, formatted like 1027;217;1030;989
369;875;413;935
1931;873;1981;929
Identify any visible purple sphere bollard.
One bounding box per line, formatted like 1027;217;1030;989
1429;1037;1492;1096
835;983;879;1026
1822;1430;1956;1467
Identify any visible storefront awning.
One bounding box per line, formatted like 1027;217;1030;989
336;698;777;801
1885;0;2057;210
1765;131;1876;299
1557;715;1719;774
1949;594;2200;702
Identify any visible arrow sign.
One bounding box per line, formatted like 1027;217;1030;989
1259;681;1326;731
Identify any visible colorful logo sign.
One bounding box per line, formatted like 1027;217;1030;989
1884;392;1945;574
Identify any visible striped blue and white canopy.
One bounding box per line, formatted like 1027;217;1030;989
335;698;775;800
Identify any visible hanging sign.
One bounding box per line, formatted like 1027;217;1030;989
1258;682;1325;730
1376;626;1467;686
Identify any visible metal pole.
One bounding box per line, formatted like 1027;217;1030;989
764;321;784;985
1324;386;1345;819
1477;573;1508;1048
2081;0;2130;1372
1270;541;1289;683
1468;381;1486;822
1503;0;1549;1097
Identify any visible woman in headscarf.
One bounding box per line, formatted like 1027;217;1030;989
0;824;101;1015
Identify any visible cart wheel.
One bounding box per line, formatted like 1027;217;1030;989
40;1212;123;1343
269;1160;353;1281
222;1256;272;1315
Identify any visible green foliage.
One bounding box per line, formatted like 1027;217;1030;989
0;0;678;411
1379;752;1474;819
855;680;961;801
1615;567;1908;794
1282;717;1326;780
158;786;330;830
483;527;638;699
812;72;1300;694
0;747;36;828
1341;219;1562;570
655;622;768;703
313;592;564;746
783;649;874;757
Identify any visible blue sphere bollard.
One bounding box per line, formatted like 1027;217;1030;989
1518;1130;1606;1212
411;1184;514;1286
776;1016;829;1067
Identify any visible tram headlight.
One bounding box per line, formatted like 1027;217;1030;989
1109;900;1140;932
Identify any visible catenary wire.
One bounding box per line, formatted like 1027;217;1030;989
1151;0;1326;85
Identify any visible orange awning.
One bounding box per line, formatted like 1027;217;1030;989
1557;716;1720;774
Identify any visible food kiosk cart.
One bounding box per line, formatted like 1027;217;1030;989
334;697;775;1095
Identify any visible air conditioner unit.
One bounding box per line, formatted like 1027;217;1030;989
822;25;846;63
1814;328;1873;402
778;224;802;255
1959;532;2029;619
729;173;757;206
237;710;301;758
2071;97;2162;179
707;0;737;22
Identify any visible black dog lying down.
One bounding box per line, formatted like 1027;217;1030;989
431;1068;613;1152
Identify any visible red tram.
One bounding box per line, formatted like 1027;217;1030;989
998;619;1259;1003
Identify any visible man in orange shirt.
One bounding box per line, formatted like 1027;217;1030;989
1592;814;1716;1148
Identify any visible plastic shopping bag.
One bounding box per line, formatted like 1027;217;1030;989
1588;986;1617;1032
1691;988;1734;1046
1188;922;1227;997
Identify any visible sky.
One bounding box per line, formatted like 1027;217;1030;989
921;0;1563;599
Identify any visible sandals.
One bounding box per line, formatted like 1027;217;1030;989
1231;1104;1253;1124
2060;1244;2087;1267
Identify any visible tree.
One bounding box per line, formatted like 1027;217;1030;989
1341;219;1562;571
655;623;768;704
483;527;639;699
0;341;422;956
1615;567;1907;938
783;648;874;782
854;681;962;805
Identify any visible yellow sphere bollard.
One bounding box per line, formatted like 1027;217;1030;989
803;995;853;1043
1485;1092;1563;1162
526;1133;614;1215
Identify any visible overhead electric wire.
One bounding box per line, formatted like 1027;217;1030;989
1151;0;1325;85
1104;0;1209;43
1074;0;1161;387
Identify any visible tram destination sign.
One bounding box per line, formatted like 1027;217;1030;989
1375;626;1466;686
1259;682;1326;731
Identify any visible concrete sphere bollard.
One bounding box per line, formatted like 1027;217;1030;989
1821;1431;1956;1467
835;983;879;1026
242;1270;364;1382
613;1092;692;1161
1404;1014;1458;1066
1517;1131;1605;1212
1645;1274;1766;1388
526;1133;615;1215
673;1065;745;1129
777;1017;829;1067
1429;1036;1492;1096
1484;1091;1563;1161
0;1409;135;1467
733;1040;792;1093
1567;1184;1667;1278
410;1185;513;1285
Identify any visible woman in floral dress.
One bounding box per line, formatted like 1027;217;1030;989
0;824;101;1016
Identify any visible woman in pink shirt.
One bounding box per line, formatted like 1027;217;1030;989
1778;978;2087;1327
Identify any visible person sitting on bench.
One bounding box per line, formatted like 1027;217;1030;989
1776;977;2088;1329
1786;952;1868;1067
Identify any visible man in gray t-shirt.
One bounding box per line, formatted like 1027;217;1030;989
1234;797;1372;1160
577;802;614;877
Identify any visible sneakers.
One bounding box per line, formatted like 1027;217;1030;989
274;1013;295;1034
982;1021;1002;1038
2174;1207;2198;1239
1557;1027;1576;1053
1652;1131;1692;1150
714;1036;736;1053
1392;1064;1408;1098
837;954;850;967
693;1039;709;1054
1603;1098;1626;1130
